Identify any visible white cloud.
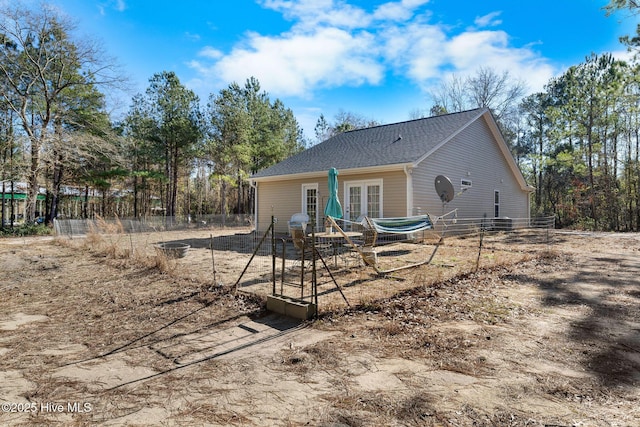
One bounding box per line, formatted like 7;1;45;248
197;27;383;97
113;0;126;12
198;46;224;59
185;32;201;42
380;22;447;81
260;0;371;29
474;11;502;28
611;48;636;64
442;31;554;92
95;0;126;15
373;2;415;21
188;0;555;99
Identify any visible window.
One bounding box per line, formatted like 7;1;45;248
461;178;472;189
494;190;500;217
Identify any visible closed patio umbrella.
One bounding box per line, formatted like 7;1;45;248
324;168;343;228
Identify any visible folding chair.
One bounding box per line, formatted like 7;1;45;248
344;219;378;267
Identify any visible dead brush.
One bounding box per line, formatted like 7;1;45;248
83;216;128;259
280;340;343;375
149;249;179;275
469;298;516;324
280;348;312;374
395;393;444;425
94;214;125;234
323;391;395;425
538;248;560;261
176;401;250;424
84;228;104;252
371;320;405;337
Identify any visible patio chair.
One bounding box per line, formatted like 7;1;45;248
288;212;309;235
343;219;378;267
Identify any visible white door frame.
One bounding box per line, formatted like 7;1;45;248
344;179;383;220
301;183;319;225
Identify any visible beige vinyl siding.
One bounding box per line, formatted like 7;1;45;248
412;117;529;221
255;170;407;233
256;178;323;234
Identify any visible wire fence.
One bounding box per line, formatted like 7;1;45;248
436;215;556;235
232;215;558;312
57;215;557;315
53;214;253;237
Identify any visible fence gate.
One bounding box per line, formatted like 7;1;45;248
233;217;348;320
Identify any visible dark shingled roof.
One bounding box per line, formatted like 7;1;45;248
252;108;486;179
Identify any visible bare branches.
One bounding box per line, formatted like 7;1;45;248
0;2;126;222
428;67;527;122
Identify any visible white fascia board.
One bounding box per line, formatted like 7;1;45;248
250;163;410;184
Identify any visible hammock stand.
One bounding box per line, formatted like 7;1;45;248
326;214;443;275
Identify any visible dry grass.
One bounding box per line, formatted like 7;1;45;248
321;390;450;427
174;402;250;425
2;228;638;426
56;223;186;277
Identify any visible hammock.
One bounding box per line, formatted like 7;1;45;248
325;214;440;275
367;214;433;234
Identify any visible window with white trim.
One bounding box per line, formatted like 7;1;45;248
494;190;500;218
302;183;318;225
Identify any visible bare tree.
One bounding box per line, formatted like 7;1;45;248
428;73;467;114
429;68;527;118
316;109;380;138
0;2;123;222
428;67;527;146
466;67;527;122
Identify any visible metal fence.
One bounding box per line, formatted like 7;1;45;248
434;215;556;236
231;215;557;301
53;214;253;237
52;214;557;313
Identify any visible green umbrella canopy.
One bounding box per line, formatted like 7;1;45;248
324;167;343;219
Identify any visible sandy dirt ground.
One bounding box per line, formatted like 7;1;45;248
0;227;638;426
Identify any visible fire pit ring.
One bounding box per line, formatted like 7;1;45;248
154;242;190;259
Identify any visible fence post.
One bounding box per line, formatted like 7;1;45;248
475;227;485;272
271;215;276;295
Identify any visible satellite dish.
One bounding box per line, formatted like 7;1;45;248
435;175;455;203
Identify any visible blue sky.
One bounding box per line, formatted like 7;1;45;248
46;0;638;140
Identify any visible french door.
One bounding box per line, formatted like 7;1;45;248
345;180;382;221
302;183;318;226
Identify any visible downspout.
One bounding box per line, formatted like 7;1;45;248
250;180;258;231
403;165;413;217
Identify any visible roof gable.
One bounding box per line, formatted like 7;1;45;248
252;108;486;179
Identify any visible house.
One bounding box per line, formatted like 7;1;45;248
250;108;533;234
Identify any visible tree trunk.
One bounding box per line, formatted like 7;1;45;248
171;143;179;218
83;185;89;219
1;181;5;229
48;152;64;224
221;177;227;226
133;175;139;218
25;139;40;223
237;168;242;214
